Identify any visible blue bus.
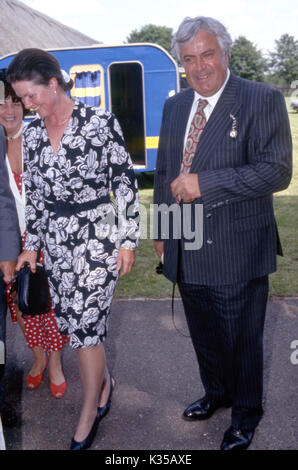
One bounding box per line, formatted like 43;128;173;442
0;43;179;172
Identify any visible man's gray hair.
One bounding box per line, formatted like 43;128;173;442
172;16;233;61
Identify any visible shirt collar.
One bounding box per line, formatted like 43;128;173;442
194;68;230;109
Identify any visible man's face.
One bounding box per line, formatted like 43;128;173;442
180;29;229;97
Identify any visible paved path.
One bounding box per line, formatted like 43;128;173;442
2;297;297;451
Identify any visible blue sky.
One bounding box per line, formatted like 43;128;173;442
23;0;297;55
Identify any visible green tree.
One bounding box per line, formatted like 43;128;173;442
269;34;298;86
230;36;267;82
126;24;173;53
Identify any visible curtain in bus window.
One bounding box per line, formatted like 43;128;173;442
75;71;101;107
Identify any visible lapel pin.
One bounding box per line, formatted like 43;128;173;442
229;114;238;138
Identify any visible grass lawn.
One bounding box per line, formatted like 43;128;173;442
115;100;298;298
114;178;175;298
270;99;298;296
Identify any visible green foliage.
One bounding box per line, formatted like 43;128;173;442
271;100;298;294
230;36;267;82
269;34;298;86
125;23;298;86
125;24;173;53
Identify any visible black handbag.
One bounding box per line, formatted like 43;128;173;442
15;263;51;316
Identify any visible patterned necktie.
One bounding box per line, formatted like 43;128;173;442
180;98;208;174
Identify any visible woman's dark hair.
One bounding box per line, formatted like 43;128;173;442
6;48;73;92
0;68;29;115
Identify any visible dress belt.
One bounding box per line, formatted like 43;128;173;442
45;197;111;217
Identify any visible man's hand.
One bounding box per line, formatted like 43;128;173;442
154;241;164;258
170;173;201;203
0;261;16;284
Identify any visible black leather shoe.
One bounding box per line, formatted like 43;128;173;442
97;375;115;421
70;414;100;450
220;426;254;451
183;396;232;421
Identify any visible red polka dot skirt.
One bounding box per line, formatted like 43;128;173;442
6;170;69;352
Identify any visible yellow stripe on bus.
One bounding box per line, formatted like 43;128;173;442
71;87;102;97
146;136;159;149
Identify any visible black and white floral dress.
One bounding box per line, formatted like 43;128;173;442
23;100;140;349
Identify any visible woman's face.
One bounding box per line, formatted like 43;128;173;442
12;79;56;119
0;95;24;137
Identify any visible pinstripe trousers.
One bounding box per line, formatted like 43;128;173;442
178;275;269;431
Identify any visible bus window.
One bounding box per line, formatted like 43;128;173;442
109;62;146;167
70;64;105;108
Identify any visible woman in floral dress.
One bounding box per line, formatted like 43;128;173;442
0;70;68;398
7;49;139;450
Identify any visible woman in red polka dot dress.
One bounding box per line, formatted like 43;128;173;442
0;71;69;398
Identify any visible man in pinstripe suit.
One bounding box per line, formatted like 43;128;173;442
153;16;292;450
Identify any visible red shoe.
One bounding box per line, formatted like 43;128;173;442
26;358;48;390
50;381;67;399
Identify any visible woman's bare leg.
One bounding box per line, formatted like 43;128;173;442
15;306;47;376
98;365;113;407
48;350;65;385
74;343;107;442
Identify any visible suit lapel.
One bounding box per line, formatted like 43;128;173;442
191;73;242;171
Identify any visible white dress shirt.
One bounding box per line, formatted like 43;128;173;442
184;69;231;150
6;145;26;235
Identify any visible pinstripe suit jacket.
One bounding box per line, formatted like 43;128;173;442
0;126;20;262
154;73;292;285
